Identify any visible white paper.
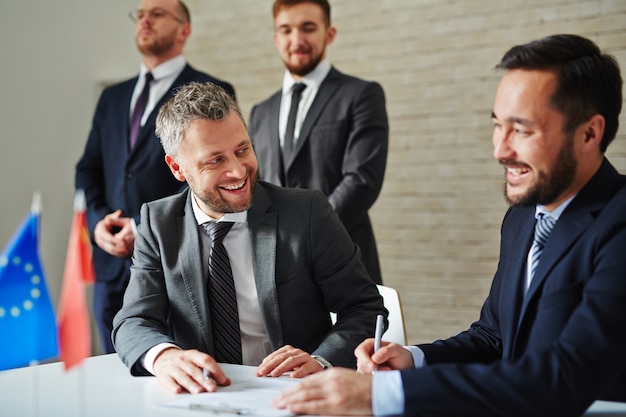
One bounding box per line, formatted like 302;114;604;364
163;376;300;416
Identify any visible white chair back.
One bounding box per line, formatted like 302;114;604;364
376;284;407;345
329;284;407;345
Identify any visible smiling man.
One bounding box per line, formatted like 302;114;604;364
248;0;389;284
111;82;387;394
75;0;235;354
274;34;626;417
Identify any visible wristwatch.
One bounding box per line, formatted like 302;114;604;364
311;355;333;370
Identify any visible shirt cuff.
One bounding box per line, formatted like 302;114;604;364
372;370;405;416
143;343;180;375
404;345;426;367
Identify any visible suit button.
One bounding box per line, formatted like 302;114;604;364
125;172;133;179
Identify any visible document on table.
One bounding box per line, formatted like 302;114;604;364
163;376;300;416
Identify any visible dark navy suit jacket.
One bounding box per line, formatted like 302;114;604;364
402;159;626;417
75;64;235;284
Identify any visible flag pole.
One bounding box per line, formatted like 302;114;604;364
29;362;38;417
30;191;42;417
31;191;41;215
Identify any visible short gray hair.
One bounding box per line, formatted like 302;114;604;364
156;82;244;156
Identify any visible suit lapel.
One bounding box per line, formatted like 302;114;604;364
287;67;342;170
500;210;535;358
265;93;285;185
247;184;284;350
515;159;621;349
119;79;136;159
177;191;214;353
130;65;195;154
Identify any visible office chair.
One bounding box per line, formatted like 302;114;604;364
330;284;407;345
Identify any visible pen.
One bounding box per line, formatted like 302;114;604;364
203;367;209;380
373;314;384;372
189;403;250;415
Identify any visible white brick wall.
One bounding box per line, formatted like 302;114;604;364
185;0;626;344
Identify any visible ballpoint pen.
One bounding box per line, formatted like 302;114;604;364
189;403;250;415
373;314;384;373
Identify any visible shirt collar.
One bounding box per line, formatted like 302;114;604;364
281;59;331;95
535;194;576;221
191;192;247;225
139;55;186;81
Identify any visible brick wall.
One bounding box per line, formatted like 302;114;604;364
185;0;626;344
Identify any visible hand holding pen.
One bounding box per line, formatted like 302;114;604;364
354;317;414;374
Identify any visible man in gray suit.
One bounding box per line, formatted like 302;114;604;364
112;81;386;394
248;0;389;284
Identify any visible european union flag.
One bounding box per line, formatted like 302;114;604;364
0;197;58;370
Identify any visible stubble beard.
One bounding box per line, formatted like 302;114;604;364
504;134;577;207
199;170;258;214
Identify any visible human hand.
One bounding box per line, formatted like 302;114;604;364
94;209;134;257
256;345;324;378
153;348;231;394
355;338;414;374
272;368;372;415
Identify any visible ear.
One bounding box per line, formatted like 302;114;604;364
165;154;186;182
580;114;605;152
179;22;191;43
326;26;337;45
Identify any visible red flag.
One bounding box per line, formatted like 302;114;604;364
57;190;95;370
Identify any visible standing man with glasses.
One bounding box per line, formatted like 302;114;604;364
248;0;389;284
75;0;235;354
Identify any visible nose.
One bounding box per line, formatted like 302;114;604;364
226;157;246;178
492;128;514;161
290;29;305;46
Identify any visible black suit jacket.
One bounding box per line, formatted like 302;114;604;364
248;67;388;283
112;182;387;375
400;159;626;417
75;64;235;283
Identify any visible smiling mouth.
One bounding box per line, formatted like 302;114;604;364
507;167;529;177
220;179;246;191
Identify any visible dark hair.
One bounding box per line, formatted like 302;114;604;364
272;0;331;26
177;0;190;24
496;34;622;152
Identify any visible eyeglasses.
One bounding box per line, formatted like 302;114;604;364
128;8;185;24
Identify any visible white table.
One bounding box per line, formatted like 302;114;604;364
0;354;625;416
0;354;259;417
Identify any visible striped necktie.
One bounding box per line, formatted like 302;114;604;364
530;213;556;283
201;221;242;364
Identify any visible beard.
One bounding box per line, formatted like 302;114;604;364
196;170;258;214
285;50;324;78
136;33;176;57
504;134;577;207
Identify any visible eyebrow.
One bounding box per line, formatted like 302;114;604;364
491;111;535;127
208;140;251;157
276;20;318;29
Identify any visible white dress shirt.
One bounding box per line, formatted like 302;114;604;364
278;59;331;149
143;194;271;374
130;55;186;127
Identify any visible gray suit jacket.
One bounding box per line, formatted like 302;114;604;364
112;181;386;375
249;67;389;284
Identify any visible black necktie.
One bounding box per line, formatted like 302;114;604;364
201;221;242;364
283;83;307;165
129;72;153;149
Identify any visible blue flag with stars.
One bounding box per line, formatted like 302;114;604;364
0;203;58;370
